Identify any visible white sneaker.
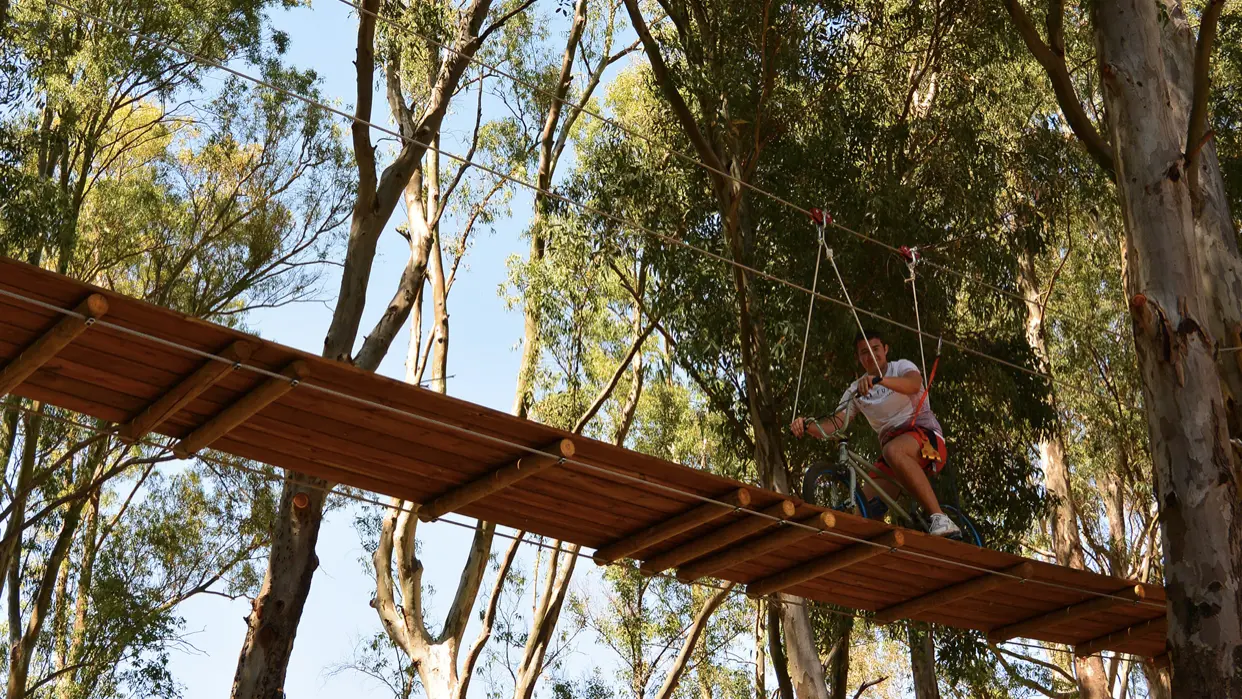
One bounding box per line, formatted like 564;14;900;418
928;513;961;538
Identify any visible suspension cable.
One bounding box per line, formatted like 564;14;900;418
333;0;1129;344
825;242;880;371
43;0;1142;414
792;209;829;419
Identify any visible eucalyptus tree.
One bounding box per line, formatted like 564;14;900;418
230;0;536;694
1002;1;1242;691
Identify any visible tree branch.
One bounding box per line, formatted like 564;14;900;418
1045;0;1064;58
353;0;380;196
455;530;523;699
1002;0;1114;177
477;0;537;44
852;676;888;699
573;318;657;434
1186;0;1225;204
654;583;734;699
621;0;725;175
988;642;1077;697
439;520;496;644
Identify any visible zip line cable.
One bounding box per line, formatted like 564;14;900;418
0;284;1165;617
45;0;1143;415
826;242;880;370
332;0;1129;345
0;399;1134;664
791;213;828;419
905;249;929;380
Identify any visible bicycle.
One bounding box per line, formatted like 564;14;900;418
800;433;983;546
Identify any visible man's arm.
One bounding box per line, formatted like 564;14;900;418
876;370;923;396
792;410;848;440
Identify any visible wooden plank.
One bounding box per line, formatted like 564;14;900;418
639;500;796;575
746;531;904;598
1075;616;1165;657
873;562;1033;624
173;361;309;458
0;294;107;397
118;340;255;441
676;511;837;582
987;584;1146;642
593;488;752;565
418;438;576;521
1148;653;1169;670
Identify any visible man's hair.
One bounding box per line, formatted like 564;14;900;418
853;329;886;347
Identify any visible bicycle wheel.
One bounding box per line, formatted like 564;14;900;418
802;461;867;517
941;504;983;547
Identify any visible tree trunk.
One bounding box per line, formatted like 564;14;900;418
427;155;449;395
767;603;795;699
1095;1;1242;693
620;1;828;693
754;602;766;699
229;483;328;697
50;541;72;684
1017;251;1112;699
0;408;41;602
907;622;940;699
58;488;99;699
511;541;578;699
825;616;852;699
1142;660;1172;699
230;2;499;695
6;441;100;699
1156;1;1242;444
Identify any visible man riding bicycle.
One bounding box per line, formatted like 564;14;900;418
790;330;960;538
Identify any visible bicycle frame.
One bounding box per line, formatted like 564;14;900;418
833;441;930;531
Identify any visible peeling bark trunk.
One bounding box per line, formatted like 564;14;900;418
1157;2;1242;443
907;623;939;699
511;541;578;699
723;189;829;699
766;603;795;699
1017;251;1111;699
754;603;766;699
1142;661;1172;699
428;159;449;394
1095;1;1242;693
825;616;851;699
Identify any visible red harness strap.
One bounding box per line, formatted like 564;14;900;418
907;353;940;429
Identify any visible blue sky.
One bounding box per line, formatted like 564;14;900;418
168;1;629;696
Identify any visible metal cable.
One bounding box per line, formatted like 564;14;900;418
333;0;1129;344
41;0;1141;412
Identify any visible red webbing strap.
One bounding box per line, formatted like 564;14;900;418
907;354;940;429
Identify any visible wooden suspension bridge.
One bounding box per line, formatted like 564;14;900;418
0;256;1168;662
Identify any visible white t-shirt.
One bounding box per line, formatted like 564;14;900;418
838;358;942;444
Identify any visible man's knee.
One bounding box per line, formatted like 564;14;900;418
882;438;915;465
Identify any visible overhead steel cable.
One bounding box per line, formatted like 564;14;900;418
42;0;1142;413
334;0;1129;343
